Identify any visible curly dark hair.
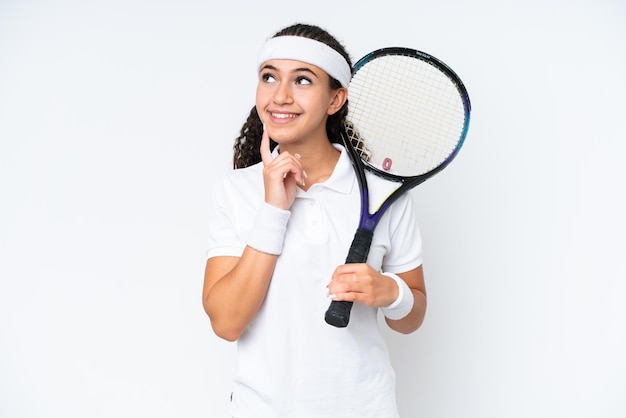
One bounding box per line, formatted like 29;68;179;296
232;23;353;169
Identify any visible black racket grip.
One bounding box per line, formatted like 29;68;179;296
325;228;374;327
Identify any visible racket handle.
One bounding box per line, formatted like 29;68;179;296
325;228;374;327
325;301;354;328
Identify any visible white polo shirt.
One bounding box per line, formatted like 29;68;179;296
206;144;422;418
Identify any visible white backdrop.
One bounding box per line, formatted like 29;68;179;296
1;1;625;417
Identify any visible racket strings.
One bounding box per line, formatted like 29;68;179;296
346;122;372;162
347;53;467;177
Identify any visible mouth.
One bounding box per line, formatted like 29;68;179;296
269;111;299;121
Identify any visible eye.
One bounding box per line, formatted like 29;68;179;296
295;76;312;85
261;72;277;83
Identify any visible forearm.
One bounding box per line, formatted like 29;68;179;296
382;266;427;334
203;246;278;341
385;288;427;334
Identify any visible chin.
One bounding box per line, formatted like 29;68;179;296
266;129;298;144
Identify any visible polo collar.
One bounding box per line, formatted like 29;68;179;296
318;144;355;194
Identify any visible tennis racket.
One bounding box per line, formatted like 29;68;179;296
324;47;471;327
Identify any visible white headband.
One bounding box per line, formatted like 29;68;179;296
256;36;352;88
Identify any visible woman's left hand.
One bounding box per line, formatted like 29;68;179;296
327;263;398;308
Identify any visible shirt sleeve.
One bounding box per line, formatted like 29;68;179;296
381;192;423;273
205;175;246;260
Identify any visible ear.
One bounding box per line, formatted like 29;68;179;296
326;87;348;116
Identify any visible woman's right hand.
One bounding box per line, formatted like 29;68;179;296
259;128;306;210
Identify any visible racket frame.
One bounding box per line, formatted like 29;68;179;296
324;47;471;327
352;47;470;229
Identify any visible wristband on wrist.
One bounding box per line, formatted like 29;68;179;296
246;202;291;255
380;272;414;320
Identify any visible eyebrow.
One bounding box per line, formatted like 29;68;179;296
260;64;320;78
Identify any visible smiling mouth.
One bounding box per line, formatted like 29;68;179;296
270;112;299;119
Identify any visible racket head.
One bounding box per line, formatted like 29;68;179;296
345;47;471;184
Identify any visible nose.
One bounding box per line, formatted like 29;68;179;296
273;82;293;105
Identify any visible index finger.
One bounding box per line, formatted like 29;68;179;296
260;126;273;165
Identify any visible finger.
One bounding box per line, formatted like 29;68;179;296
271;153;305;186
327;274;357;296
332;265;364;282
260;125;273;166
327;289;361;303
293;153;307;186
287;155;306;187
334;263;361;275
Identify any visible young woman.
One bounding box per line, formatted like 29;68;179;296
202;23;427;417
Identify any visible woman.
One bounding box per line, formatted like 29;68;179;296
202;23;427;417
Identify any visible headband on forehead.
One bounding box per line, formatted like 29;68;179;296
256;35;352;88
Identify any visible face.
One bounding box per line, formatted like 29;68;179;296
256;59;346;146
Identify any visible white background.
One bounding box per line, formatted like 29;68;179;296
1;0;625;417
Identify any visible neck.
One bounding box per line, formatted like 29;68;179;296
279;140;340;190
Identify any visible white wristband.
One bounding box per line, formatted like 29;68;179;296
246;202;291;255
380;272;414;320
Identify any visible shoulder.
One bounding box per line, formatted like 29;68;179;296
212;162;264;193
209;162;265;208
226;161;264;183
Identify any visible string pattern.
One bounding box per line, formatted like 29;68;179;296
347;53;467;177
